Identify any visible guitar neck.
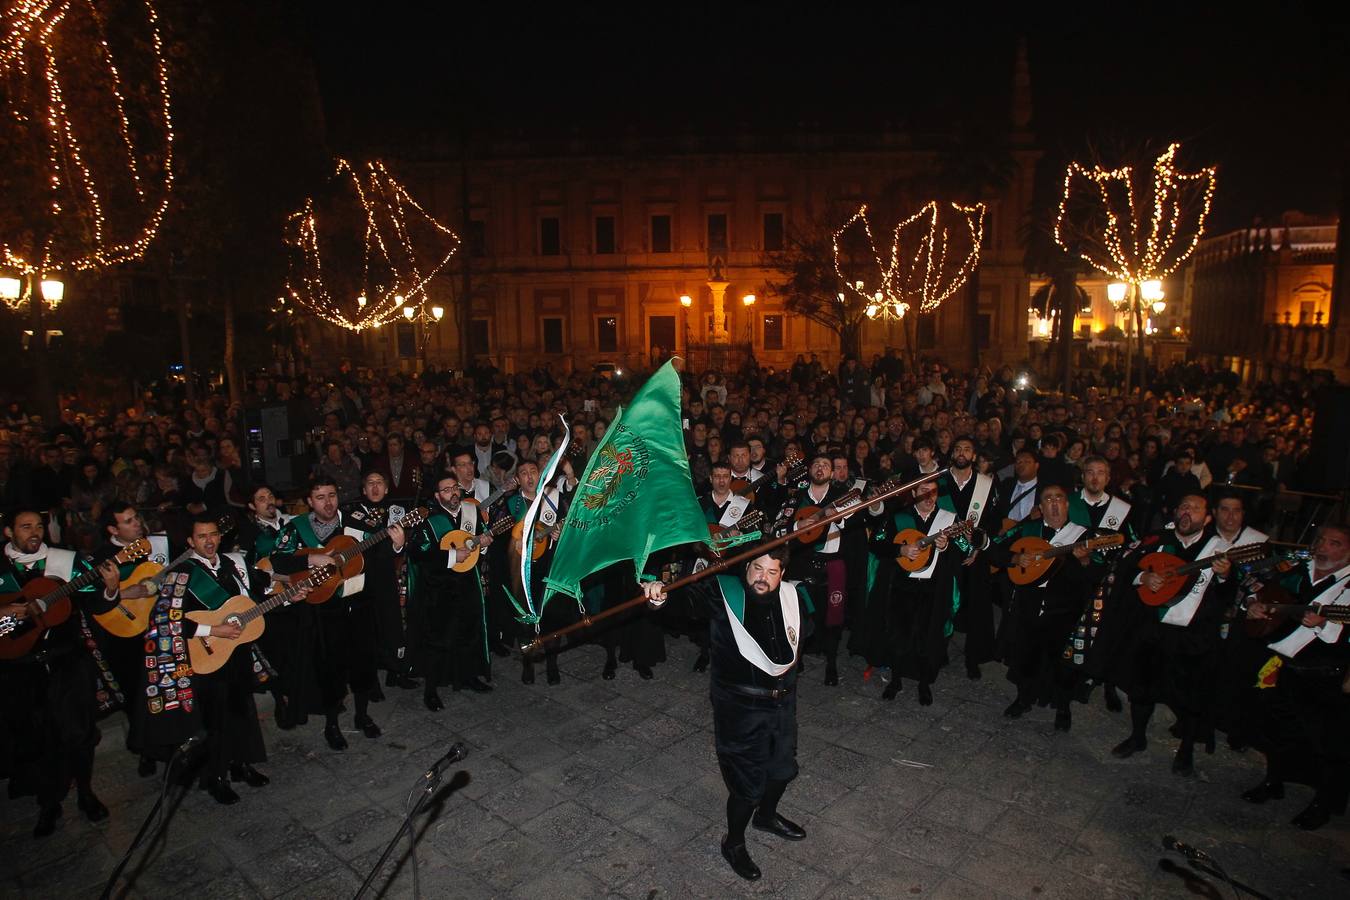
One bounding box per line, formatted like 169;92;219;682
245;572;321;622
39;566;101;607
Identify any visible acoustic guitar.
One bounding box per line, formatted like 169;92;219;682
708;508;765;540
1136;541;1269;607
1242;585;1350;638
793;488;863;544
894;520;972;572
97;515;235;639
185;564;337;675
1006;533;1125;585
0;539;151;659
274;507;430;605
441;511;519;573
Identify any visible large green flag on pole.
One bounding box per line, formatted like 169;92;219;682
540;359;707;614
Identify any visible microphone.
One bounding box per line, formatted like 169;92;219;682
176;733;206;758
1162;834;1210;863
425;742;466;779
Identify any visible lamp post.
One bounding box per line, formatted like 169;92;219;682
1107;279;1164;396
426;305;444;367
2;272;63;420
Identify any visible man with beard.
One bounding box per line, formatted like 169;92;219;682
407;475;494;708
865;481;956;705
987;483;1097;731
0;509;119;835
938;437;999;680
642;546;813;882
233;484;302;727
1208;489;1270;751
1107;494;1233;776
1241;524;1350;830
786;451;859;686
269;479;382;750
344;472;419;692
506;460;571;685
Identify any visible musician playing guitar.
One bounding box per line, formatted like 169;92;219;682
986;483;1100;731
786;451;859;687
345;471;419;694
1210;488;1272;754
1241;524;1350;831
689;462;754;673
0;508;119;837
1104;493;1234;777
131;514;297;806
407;475;493;709
937;437;1000;681
864;480;959;706
269;478;387;751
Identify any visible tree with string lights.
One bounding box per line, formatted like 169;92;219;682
0;0;174;418
1054;142;1217;394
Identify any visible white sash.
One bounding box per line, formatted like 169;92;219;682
445;503;478;570
734;468;765;484
852;478;869;494
1214;525;1268;552
337;526;366;594
1049;522;1087;548
1161;534;1225;627
1268;562;1350;658
965;473;993;527
147;534;171;565
222;552;250;593
718;495;751;528
538;487;561;526
1083;493;1131;532
723;580;801;677
44;547;76;582
797;486;843;553
911;509;956;580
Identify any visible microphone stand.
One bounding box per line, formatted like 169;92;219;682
99;739;202;900
1163;836;1271;900
353;749;463;900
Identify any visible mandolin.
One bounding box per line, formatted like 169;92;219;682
0;539;151;659
708;508;766;539
894;520;973;572
1006;532;1125;585
793;488;863;544
185;564;338;675
1136;541;1269;607
512;512;566;562
441;510;519;573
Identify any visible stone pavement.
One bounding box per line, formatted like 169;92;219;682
3;634;1349;899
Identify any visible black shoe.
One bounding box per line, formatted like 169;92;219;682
274;696;295;731
229;764;270;788
1242;781;1285;804
602;658;617;680
720;837;761;881
693;650;709;673
966;665;982;681
1111;736;1147;759
33;803;61;838
324;723;349;752
201;776;240;806
455;677;493;694
521;663;535;685
1054;711;1072;732
367;684;386;704
1003;700;1031;719
354;715;382;739
391;673;420;690
881;682;900;701
824;665;839;687
635;663;653;680
752;813;806;841
137;756;156;778
546;662;561;686
76;790;109;823
1104;686;1123;713
490;640;512;658
1293;800;1332;831
917;683;933;706
1172;748;1195;777
423;691;444;712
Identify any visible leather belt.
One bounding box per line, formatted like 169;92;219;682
716;679;794;700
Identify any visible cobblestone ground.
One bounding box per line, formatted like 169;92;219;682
3;634;1348;899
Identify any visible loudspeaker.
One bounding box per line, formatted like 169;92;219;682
1307;385;1350;492
244;404;310;492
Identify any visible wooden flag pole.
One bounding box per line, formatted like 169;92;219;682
520;468;949;656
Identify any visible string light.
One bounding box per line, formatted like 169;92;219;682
284;158;459;331
0;0;174;283
1054;142;1216;284
832;201;985;321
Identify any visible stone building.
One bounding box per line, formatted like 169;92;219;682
1186;214;1347;382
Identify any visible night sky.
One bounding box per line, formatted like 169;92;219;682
292;2;1349;230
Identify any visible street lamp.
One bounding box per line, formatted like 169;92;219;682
431;306;444;321
1151;299;1166;315
1107;282;1128;305
0;277;20;301
679;294;692;308
742;294;756;306
402;305;415;321
1140;279;1164;302
357;294;367;309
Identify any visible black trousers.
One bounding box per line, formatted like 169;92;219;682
199;652;267;780
0;653;98;806
1259;666;1350;812
316;598;380;709
710;683;798;803
412;578;488;688
954;563;997;666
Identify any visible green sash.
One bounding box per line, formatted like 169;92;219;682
186;565;232;611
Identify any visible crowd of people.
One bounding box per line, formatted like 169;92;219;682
1;350;1346;861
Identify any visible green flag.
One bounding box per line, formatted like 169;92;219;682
540;360;707;613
